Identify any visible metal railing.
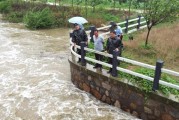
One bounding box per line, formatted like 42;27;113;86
69;17;179;91
70;43;179;91
86;16;147;40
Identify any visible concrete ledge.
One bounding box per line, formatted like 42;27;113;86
69;58;179;120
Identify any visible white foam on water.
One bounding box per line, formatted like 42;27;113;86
0;20;140;120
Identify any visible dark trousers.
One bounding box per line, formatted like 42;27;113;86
108;57;113;72
77;48;81;62
108;52;120;72
94;53;103;68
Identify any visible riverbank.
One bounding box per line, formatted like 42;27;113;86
1;0;178;98
86;21;179;98
0;1;138;29
0;15;139;119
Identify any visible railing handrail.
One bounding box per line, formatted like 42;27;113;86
70;45;179;90
69;16;179;91
86;16;146;35
78;44;179;77
97;17;146;38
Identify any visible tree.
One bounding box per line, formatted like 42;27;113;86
142;0;179;46
90;0;102;12
85;0;88;17
71;0;74;12
128;0;132;18
113;0;116;9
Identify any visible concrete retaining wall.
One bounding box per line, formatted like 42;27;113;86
69;59;179;120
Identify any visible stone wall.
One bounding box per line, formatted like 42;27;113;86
69;59;179;120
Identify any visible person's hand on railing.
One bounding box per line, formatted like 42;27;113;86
85;41;88;47
115;48;119;51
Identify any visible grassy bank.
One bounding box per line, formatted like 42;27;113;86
123;22;179;96
0;0;138;29
48;0;145;11
86;21;179;97
123;22;179;72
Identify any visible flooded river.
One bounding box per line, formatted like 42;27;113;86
0;15;138;120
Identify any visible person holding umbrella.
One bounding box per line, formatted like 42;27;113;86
72;23;88;63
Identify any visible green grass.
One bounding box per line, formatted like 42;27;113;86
0;0;137;28
86;41;179;97
48;0;145;10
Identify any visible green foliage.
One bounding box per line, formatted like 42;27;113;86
128;68;179;96
24;7;55;29
86;41;179;97
142;0;179;46
129;68;154;93
160;74;179;96
140;43;153;50
102;13;119;22
86;42;94;57
0;0;11;13
7;11;24;23
143;0;179;25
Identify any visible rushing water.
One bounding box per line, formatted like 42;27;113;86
0;15;139;120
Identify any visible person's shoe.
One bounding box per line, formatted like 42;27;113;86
99;67;102;71
107;70;112;74
93;66;98;69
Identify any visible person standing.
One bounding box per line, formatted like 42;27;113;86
109;22;123;40
106;31;123;74
93;29;104;69
72;23;88;63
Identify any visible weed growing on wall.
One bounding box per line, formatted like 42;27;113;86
86;42;179;98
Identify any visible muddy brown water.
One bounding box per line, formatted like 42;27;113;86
0;15;139;120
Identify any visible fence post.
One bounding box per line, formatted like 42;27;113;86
111;50;119;77
137;15;141;30
89;26;96;43
152;60;164;91
125;18;129;33
80;42;86;66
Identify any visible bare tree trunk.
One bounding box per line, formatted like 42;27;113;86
114;0;116;9
119;0;121;5
145;27;152;47
72;0;74;12
55;0;57;7
128;0;132;18
58;0;61;6
85;0;88;17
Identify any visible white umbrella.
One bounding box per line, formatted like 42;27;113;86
68;16;88;24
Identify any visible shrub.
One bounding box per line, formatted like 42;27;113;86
23;7;55;29
0;0;11;13
7;11;24;23
102;13;119;22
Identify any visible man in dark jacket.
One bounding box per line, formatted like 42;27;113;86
72;23;88;63
106;31;123;73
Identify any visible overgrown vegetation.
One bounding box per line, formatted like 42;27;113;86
124;22;179;71
87;32;179;96
142;0;179;46
0;0;11;13
1;0;178;98
0;0;138;29
24;7;55;29
86;22;179;98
